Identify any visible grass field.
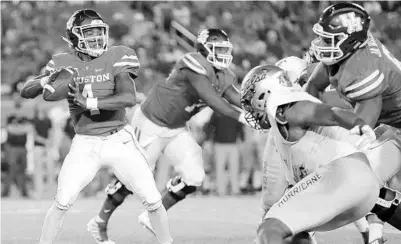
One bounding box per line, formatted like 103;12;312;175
1;195;400;244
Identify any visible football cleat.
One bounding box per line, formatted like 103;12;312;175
138;211;156;236
87;216;115;244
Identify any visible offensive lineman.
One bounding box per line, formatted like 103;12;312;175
240;64;380;244
20;10;172;244
305;3;401;243
87;29;251;242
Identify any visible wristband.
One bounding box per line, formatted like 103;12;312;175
40;76;49;87
43;84;55;93
86;98;98;110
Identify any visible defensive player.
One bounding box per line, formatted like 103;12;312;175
240;64;381;244
305;2;401;243
20;9;172;244
264;56;401;244
87;29;251;242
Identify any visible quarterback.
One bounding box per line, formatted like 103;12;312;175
20;10;172;244
240;64;381;244
87;29;251;242
305;2;401;243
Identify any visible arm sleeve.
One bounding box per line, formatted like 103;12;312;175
342;69;386;102
112;47;140;78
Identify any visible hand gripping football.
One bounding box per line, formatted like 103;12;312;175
43;67;76;101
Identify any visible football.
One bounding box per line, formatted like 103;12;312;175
42;68;75;101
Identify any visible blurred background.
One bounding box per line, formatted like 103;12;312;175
1;0;401;200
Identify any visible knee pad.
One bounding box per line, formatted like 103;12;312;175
54;197;71;211
166;176;197;200
180;165;205;187
105;180;133;206
371;186;401;222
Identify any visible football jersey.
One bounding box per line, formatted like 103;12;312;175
45;46;140;135
266;91;358;184
141;52;236;128
326;34;401;126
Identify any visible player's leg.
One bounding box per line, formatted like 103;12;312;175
214;143;228;195
228;143;241;195
256;153;380;244
39;135;101;244
364;128;401;243
370;186;401;231
105;126;172;244
89;108;166;234
160;131;205;210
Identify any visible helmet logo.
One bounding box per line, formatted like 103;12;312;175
91;19;103;25
197;29;209;44
337;12;363;34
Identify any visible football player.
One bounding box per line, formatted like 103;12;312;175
87;29;251;241
240;64;382;244
305;2;401;243
20;10;172;244
265;56;401;244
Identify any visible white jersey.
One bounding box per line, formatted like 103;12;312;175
266;90;358;184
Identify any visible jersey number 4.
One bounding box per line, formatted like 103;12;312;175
82;84;100;115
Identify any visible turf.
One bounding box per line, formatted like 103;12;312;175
1;195;400;244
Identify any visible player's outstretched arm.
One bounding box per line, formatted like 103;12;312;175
69;72;137;111
353;96;383;128
185;69;244;122
304;62;330;98
285;100;369;130
223;84;242;108
20;74;49;99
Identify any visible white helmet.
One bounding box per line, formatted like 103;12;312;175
240;65;294;130
275;56;308;88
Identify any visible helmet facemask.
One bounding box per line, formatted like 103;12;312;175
197;29;233;70
241;78;270;130
69;19;109;57
203;41;233;69
311;23;348;65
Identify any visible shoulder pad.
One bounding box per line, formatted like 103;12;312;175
109;45;137;58
179;52;211;76
109;46;140;76
45;52;73;73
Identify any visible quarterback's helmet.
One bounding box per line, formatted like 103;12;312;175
311;2;370;65
63;9;109;57
196;29;233;69
240;65;293;130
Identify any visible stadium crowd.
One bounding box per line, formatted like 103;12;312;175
1;0;401;199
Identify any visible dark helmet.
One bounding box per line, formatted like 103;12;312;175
63;9;109;57
311;2;370;65
196;29;233;69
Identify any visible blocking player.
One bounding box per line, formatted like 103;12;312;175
305;2;401;243
240;64;381;244
87;29;251;242
20;9;172;244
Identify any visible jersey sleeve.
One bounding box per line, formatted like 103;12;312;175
220;68;237;95
178;53;210;76
341;69;386;102
112;46;140;77
44;53;70;75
